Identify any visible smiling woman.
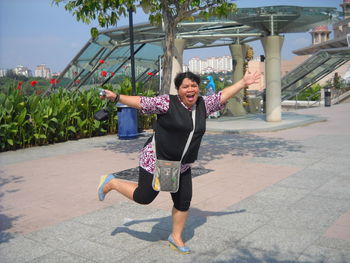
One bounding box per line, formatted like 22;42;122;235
97;69;260;254
175;72;201;108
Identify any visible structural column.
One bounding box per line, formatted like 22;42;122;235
223;43;247;116
169;38;186;94
261;35;284;122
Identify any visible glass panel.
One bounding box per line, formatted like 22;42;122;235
133;43;162;80
94;34;115;49
282;49;350;100
58;5;342;91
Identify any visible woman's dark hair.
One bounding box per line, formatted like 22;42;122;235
174;71;201;90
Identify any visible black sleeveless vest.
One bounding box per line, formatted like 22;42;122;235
153;95;206;163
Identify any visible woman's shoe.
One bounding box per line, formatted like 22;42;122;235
168;234;190;254
97;174;115;201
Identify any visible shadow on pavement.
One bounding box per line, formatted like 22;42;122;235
99;133;304;163
209;244;330;263
98;136;148;154
199;133;303;163
0;172;23;243
110;208;246;243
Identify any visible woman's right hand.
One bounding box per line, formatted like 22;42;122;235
100;89;118;102
100;90;142;109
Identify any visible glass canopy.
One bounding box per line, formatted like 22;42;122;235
57;5;341;91
281;47;350;100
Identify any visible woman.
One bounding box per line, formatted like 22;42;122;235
98;70;260;254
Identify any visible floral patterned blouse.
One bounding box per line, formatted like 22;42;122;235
139;91;224;174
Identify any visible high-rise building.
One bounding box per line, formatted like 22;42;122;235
182;64;189;72
13;65;32;77
205;57;217;73
188;57;202;74
35;64;51;79
219;56;233;72
0;69;9;77
188;56;233;74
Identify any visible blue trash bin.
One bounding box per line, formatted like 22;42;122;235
117;104;138;140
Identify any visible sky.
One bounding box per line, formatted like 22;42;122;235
0;0;342;73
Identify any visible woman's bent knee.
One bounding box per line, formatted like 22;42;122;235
133;188;157;205
134;197;154;205
133;167;158;205
174;201;191;212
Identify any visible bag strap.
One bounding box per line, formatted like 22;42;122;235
152;104;196;162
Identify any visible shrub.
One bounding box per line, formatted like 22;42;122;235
0;80;157;152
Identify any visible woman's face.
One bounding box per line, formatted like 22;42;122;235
177;77;199;108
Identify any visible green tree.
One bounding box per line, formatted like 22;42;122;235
53;0;236;94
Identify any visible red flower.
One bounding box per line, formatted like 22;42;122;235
50;78;58;84
30;80;38;87
110;72;115;76
17;81;23;90
147;72;154;76
101;71;107;77
75;80;80;84
99;59;105;64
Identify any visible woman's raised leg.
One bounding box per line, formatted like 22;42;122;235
103;178;137;201
100;167;158;204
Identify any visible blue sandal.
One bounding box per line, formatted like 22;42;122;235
97;174;115;201
168;234;190;254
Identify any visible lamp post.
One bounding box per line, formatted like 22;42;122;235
129;8;136;96
116;7;139;140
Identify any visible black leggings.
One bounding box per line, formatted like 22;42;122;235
133;167;192;211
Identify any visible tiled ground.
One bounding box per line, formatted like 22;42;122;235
325;208;350;241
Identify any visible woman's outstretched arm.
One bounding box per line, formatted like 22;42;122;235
101;89;142;110
220;70;261;105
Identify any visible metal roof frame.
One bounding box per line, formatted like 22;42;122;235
281;47;350;100
56;5;340;91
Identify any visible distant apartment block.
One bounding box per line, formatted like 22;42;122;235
182;64;189;72
13;65;32;77
35;64;51;79
187;56;233;74
0;69;9;77
188;57;202;74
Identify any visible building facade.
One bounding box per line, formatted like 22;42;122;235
0;69;9;77
35;64;51;79
187;55;233;74
13;65;32;77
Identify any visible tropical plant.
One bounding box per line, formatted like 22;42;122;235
1;77;159;151
0;84;114;151
296;84;321;101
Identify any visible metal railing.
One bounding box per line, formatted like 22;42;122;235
281;48;350;102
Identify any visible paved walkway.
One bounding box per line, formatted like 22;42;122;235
1;103;350;262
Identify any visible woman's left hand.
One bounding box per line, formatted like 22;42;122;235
220;69;262;104
243;70;261;87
